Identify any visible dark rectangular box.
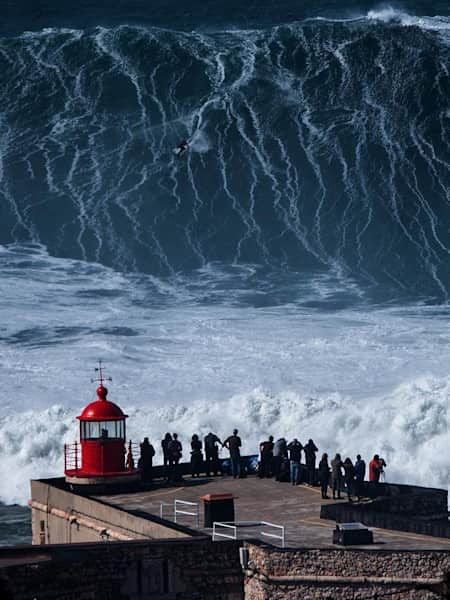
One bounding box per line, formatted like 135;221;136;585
333;522;373;546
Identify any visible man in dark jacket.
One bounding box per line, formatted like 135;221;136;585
259;435;274;478
204;432;222;476
303;439;318;485
168;433;183;482
138;437;155;483
354;454;366;500
287;438;303;485
223;429;242;478
272;438;288;481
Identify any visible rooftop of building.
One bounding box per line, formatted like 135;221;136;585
93;474;450;551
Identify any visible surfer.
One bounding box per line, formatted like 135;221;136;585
174;139;189;157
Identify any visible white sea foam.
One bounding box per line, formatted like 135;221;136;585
1;245;450;505
367;7;450;32
1;377;450;505
305;8;450;35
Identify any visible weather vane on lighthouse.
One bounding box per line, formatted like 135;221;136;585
91;360;112;387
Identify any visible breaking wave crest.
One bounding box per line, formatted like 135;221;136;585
1;378;450;505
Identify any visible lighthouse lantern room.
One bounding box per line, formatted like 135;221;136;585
64;363;140;486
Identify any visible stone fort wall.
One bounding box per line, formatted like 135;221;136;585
244;543;450;599
0;537;243;600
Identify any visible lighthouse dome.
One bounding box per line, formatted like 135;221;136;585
77;385;128;421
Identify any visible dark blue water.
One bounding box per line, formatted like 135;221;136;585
0;504;31;545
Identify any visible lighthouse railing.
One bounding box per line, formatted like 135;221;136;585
126;441;141;471
64;442;80;473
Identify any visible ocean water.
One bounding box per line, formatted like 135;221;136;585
2;0;450;544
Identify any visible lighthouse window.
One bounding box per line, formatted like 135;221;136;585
81;420;125;440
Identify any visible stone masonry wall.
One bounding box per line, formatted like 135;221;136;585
244;543;450;600
0;538;243;600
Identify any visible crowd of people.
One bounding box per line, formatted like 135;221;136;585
137;429;244;483
137;430;387;500
257;437;386;500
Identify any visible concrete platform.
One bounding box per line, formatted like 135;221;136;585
95;474;450;550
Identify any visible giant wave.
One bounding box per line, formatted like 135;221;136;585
1;9;450;300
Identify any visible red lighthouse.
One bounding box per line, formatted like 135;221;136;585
64;363;139;486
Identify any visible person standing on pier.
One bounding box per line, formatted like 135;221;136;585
223;429;242;478
318;453;330;499
272;437;288;481
304;438;318;485
331;453;343;499
161;433;172;480
169;433;183;466
204;432;222;476
369;454;386;483
190;434;203;477
259;435;274;478
287;438;303;485
168;433;183;482
139;437;155;483
343;457;355;501
354;454;366;500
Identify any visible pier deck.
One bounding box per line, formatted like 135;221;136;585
95;475;450;550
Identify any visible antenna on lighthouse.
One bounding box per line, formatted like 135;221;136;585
91;360;112;386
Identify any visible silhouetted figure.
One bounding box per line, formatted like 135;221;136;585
304;438;318;485
204;432;222;476
369;454;387;483
161;432;172;480
139;437;155;483
287;438;303;485
223;429;242;478
272;438;288;481
259;435;274;478
169;433;182;465
190;434;203;477
354;454;366;500
318;453;330;499
331;453;343;499
168;433;183;482
343;457;354;501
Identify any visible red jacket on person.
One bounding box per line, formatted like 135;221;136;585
369;456;386;482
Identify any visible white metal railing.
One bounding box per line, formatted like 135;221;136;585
174;499;199;528
159;501;173;520
260;521;285;548
213;521;238;541
212;520;285;547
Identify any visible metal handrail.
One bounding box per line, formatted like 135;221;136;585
158;499;199;527
213;522;237;541
159;501;173;520
260;521;285;548
212;520;285;547
174;499;199;528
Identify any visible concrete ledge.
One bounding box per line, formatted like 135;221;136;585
320;482;450;538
